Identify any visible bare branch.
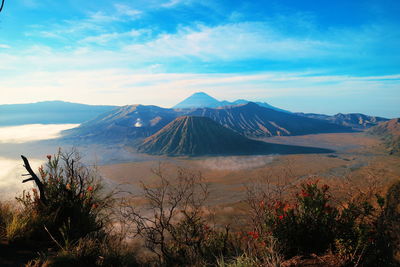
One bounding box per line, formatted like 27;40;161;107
20;155;47;204
0;0;5;13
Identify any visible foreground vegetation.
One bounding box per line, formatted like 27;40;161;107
0;150;399;266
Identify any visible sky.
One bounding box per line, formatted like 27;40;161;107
0;0;399;117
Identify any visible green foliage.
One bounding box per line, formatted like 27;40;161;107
384;181;400;263
26;235;139;267
252;179;400;266
0;202;13;239
11;150;114;245
258;180;337;257
165;219;241;266
217;254;262;267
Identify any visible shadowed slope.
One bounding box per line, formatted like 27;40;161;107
62;105;178;144
297;112;389;129
368;118;400;155
187;103;352;138
138;116;333;156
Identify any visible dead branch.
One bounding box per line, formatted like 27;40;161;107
0;0;5;13
21;155;47;204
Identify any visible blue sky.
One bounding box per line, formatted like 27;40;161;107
0;0;399;117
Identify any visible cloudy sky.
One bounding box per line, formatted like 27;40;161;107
0;0;399;117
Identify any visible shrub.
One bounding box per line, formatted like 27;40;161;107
335;181;400;266
26;235;139;267
10;149;114;245
260;180;338;257
217;254;262;267
0;202;13;239
248;176;400;266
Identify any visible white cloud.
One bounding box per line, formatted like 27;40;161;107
161;0;185;8
1;12;399;117
0;44;10;49
21;12;399;67
81;29;149;45
27;5;142;41
114;4;142;17
0;124;79;144
123;22;335;61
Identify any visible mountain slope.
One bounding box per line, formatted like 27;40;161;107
62;105;179;143
368;118;400;155
186;103;352;138
138;116;333;156
0;101;117;126
173;92;288;112
296;112;389;129
173;92;222;109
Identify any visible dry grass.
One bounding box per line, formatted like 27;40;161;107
98;131;400;233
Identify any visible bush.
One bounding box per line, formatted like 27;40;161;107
26;235;139;267
0;202;13;239
248;177;400;266
336;181;400;266
9;149;114;245
258;180;337;257
217;254;262;267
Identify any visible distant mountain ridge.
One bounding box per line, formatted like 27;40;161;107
368;118;400;155
63;101;352;144
62;105;177;143
138;116;333;156
186;102;352;137
173;92;289;112
0;101;117;126
296;112;388;129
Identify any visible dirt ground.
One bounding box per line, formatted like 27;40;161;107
99;132;400;226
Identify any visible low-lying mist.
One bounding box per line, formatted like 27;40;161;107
0;124;152;199
197;155;274;171
0;124;78;199
0;157;42;200
0;124;79;144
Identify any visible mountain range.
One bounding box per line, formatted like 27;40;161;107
185;102;351;137
0;101;117;126
296;112;389;129
173;92;289;112
138;116;333;156
2;92;391;157
63;100;353;144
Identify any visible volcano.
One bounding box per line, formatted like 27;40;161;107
138;116;333;156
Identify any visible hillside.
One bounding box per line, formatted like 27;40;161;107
368;118;400;155
186;103;352;138
0;101;117;126
62;104;178;143
296;112;388;129
137;116;333;156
